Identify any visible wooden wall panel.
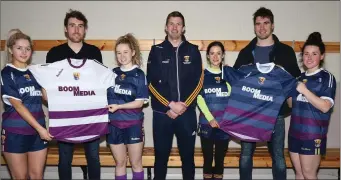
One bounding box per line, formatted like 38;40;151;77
1;40;339;53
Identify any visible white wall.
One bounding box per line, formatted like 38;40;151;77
1;1;339;179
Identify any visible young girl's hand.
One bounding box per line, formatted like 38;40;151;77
296;81;308;94
107;104;120;113
38;128;53;141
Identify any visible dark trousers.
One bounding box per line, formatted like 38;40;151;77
200;136;229;175
58;138;101;180
239;116;286;180
153;109;197;180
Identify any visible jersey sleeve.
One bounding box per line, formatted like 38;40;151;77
101;68;117;89
319;73;336;107
135;71;149;103
1;71;21;105
280;72;298;98
28;64;55;88
222;65;245;85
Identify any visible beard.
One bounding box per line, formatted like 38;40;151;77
67;33;85;43
255;28;274;40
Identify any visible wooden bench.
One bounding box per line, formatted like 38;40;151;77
1;145;339;179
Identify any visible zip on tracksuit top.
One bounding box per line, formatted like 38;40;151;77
147;36;204;113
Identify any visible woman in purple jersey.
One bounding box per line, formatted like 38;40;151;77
197;41;231;180
1;32;52;179
288;32;336;180
106;33;148;180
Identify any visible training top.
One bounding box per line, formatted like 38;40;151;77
1;64;45;135
289;68;336;140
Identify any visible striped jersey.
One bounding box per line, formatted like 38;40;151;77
199;67;243;125
219;63;297;142
29;58;116;143
289;69;336;140
107;65;149;128
1;64;45;135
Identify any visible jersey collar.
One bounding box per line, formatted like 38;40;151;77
305;68;323;76
67;58;87;68
120;65;138;72
256;62;275;74
6;63;28;72
206;67;221;74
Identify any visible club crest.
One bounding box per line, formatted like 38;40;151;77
215;76;221;83
314;139;321;148
120;74;126;81
302;79;308;84
258;77;266;85
73;72;80;80
183;55;191;64
23;74;31;81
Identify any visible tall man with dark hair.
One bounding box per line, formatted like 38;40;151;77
233;7;301;180
147;11;204;180
46;9;102;180
46;9;102;64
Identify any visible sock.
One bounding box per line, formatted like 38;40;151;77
132;170;144;180
115;174;127;180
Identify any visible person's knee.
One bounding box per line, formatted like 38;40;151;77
130;159;143;171
302;166;317;179
116;157;127;168
29;170;43;180
11;171;28;180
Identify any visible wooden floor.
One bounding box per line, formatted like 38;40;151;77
2;146;339;168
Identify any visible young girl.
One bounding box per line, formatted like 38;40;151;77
288;32;336;180
107;33;148;180
197;41;231;180
1;32;52;179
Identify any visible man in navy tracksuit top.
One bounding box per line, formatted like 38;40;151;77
147;11;203;180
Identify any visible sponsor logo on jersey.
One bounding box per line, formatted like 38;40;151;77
56;69;63;77
58;86;96;96
297;94;308;102
242;86;273;102
258;77;266;85
113;85;132;95
19;86;42;96
204;87;228;97
23;74;31;81
73;72;80;80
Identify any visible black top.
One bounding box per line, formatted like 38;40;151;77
46;42;102;64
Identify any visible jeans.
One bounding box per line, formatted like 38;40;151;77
58;138;101;180
239;116;286;180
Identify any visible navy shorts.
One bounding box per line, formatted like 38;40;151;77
1;129;47;153
288;136;327;155
107;124;144;145
197;123;229;140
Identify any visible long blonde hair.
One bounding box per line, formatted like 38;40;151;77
114;33;142;67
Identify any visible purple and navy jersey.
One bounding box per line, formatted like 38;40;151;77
199;67;244;125
1;64;45;135
289;69;336;140
107;66;149;129
219;63;297;142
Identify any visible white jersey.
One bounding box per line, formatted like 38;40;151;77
29;58;116;143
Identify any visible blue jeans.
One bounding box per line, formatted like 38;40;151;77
58;138;101;180
239;116;286;180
